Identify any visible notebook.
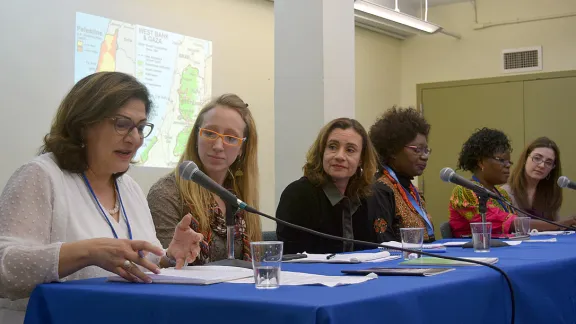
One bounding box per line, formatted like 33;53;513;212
107;266;254;285
283;251;394;263
342;267;456;277
399;257;499;266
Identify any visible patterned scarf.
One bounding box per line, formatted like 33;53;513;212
188;197;251;264
379;168;434;242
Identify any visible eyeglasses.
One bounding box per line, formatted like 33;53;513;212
491;156;513;167
108;116;154;138
405;145;432;157
199;128;246;147
531;154;555;169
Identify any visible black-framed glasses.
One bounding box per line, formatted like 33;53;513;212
531;154;555;169
491;156;513;167
108;116;154;139
405;145;432;157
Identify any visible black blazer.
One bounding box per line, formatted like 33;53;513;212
276;177;379;254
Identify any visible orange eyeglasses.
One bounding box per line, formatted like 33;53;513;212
199;128;246;147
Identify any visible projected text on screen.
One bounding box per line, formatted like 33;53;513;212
75;12;213;168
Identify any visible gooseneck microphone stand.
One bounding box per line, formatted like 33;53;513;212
204;202;253;269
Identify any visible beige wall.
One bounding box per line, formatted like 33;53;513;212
400;0;576;106
355;27;402;130
0;0;405;231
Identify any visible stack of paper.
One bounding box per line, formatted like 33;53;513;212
229;271;377;287
107;266;253;285
530;230;575;236
380;241;447;253
283;251;397;263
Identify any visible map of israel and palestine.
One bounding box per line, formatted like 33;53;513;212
75;12;213;168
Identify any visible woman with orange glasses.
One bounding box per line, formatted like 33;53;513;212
147;94;261;265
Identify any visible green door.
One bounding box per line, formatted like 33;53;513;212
421;82;525;238
524;77;576;217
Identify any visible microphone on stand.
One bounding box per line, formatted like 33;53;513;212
178;161;253;269
439;167;500;201
178;161;516;324
439;167;508;247
440;168;576;236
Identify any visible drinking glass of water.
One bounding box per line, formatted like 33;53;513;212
514;217;531;236
400;228;424;260
470;222;492;252
250;241;283;289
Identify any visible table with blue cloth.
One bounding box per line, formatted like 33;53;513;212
24;235;576;324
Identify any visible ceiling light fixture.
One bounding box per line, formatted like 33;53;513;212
353;0;442;34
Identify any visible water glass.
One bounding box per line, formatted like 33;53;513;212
400;228;424;260
250;241;283;289
514;217;531;236
470;222;492;252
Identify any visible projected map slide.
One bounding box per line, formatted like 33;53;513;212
75;12;212;168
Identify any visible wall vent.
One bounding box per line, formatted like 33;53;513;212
502;46;542;73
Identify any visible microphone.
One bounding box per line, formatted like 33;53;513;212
440;167;500;200
178;161;515;324
178;160;249;211
439;168;575;231
558;176;576;190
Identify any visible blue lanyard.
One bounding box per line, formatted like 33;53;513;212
81;173;134;240
471;176;511;213
384;166;434;236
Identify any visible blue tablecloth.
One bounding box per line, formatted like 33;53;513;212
24;235;576;324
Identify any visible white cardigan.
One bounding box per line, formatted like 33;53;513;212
0;153;163;323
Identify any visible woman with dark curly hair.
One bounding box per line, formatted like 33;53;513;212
276;118;380;254
449;128;575;238
368;107;434;242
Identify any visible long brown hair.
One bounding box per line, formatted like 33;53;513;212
41;72;152;173
175;94;261;241
509;137;562;220
303;118;378;200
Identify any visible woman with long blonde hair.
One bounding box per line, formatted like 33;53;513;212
148;93;261;264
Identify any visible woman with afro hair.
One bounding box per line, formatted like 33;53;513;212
368;107;434;242
449;128;575;238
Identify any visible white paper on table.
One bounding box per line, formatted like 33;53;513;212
525;238;558;243
364;255;401;262
107;266;253;285
502;240;522;246
381;241;446;251
441;241;468;247
441;240;521;247
530;230;575;236
283;251;392;263
228;271;377;287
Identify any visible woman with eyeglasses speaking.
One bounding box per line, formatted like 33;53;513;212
449;129;575;238
0;72;203;323
147;94;261;265
368;107;435;242
502;137;569;222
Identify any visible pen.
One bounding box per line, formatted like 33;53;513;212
138;250;145;258
326;253;337;260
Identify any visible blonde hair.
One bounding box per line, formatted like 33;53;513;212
175;94;261;241
303;118;378;199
